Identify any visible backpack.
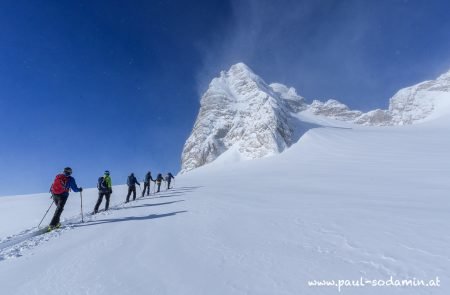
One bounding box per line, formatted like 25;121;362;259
127;176;134;186
97;176;108;191
51;174;69;195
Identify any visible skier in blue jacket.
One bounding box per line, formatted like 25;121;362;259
142;171;154;197
48;167;83;231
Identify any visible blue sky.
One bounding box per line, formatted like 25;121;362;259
1;0;450;196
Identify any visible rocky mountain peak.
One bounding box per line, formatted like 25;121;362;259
181;63;450;173
181;63;304;173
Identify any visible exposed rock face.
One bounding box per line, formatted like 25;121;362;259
181;63;305;173
354;109;393;126
309;99;362;121
181;63;450;173
388;71;450;124
269;83;306;113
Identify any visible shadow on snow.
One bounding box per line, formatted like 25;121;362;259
122;200;185;210
74;210;188;227
137;186;202;200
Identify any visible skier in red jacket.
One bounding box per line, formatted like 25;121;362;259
48;167;82;231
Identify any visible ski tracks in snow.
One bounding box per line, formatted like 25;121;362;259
0;226;72;260
0;187;194;261
0;207;120;260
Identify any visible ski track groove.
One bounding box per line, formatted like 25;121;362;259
0;187;188;261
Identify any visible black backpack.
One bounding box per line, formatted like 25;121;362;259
97;176;108;191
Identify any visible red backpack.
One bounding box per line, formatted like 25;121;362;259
51;174;69;195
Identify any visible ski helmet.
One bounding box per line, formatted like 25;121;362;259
63;167;72;176
104;170;110;175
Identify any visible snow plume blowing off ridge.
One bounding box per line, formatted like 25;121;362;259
181;63;450;173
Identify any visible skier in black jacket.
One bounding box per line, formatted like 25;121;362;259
155;173;164;193
142;171;154;197
126;173;140;202
166;172;175;189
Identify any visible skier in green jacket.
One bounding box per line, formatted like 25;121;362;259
93;170;112;214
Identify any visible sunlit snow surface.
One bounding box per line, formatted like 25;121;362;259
0;115;449;294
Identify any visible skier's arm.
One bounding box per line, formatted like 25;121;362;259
69;177;82;192
107;177;113;193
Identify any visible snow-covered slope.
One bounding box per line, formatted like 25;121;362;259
182;63;450;173
1;114;450;295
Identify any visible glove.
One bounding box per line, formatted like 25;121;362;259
79;187;83;192
109;188;113;194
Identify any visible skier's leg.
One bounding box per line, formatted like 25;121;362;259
105;193;110;211
142;183;148;197
132;187;136;201
94;193;103;213
49;195;61;226
126;187;132;203
49;195;68;227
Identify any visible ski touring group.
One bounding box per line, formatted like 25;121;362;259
46;167;175;232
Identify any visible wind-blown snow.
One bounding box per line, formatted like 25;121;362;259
0;112;449;294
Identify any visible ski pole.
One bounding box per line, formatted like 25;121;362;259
80;191;84;223
37;200;54;229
